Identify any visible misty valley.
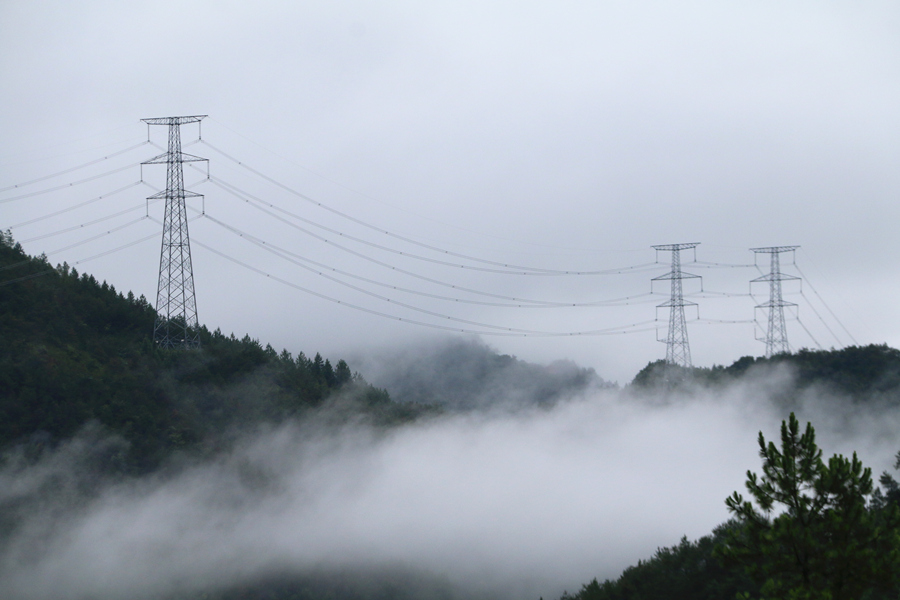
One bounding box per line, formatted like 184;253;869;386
1;234;899;600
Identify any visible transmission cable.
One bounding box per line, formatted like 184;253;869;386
0;270;54;288
72;230;162;266
690;260;756;269
192;237;659;338
0;163;142;204
794;316;824;350
206;182;657;306
44;216;151;256
7;181;144;230
0;141;149;193
208;116;623;255
200;141;659;276
204;213;659;309
205;172;661;277
2;217;156;285
19;204;148;244
794;265;858;345
799;289;843;347
695;318;756;324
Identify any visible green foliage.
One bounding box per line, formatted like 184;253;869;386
559;523;756;600
0;234;431;472
720;413;900;599
559;417;900;600
631;345;900;405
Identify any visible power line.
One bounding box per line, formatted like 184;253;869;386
0;163;142;204
0;270;54;288
19;203;147;244
795;315;824;350
799;289;844;347
203;212;661;309
206;116;635;255
689;260;756;269
0;141;149;193
7;181;144;230
794;265;858;346
72;230;161;266
201;141;659;276
192;237;660;338
206;172;663;278
44;216;151;256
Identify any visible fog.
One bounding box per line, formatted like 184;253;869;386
2;353;899;600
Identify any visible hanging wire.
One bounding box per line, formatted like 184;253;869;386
795;316;824;350
0;163;142;204
19;204;147;244
0;270;53;288
43;216;151;256
73;230;162;266
203;212;660;309
206;116;646;256
190;235;659;338
205;172;662;277
7;181;144;230
799;289;844;347
0;141;150;193
200;141;660;276
689;260;757;269
794;265;858;345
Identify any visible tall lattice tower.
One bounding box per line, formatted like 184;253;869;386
652;243;700;367
142;115;208;349
751;246;799;357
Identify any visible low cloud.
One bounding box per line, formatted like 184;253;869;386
2;362;899;600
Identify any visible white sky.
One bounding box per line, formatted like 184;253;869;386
2;1;899;383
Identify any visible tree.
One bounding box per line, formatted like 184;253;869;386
720;413;899;599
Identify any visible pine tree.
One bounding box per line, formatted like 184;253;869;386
720;413;900;599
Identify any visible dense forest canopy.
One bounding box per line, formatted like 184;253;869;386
0;231;429;473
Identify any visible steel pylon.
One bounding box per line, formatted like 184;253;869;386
751;246;799;357
142;115;208;349
652;243;700;367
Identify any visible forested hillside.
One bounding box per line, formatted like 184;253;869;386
631;344;900;406
0;232;428;472
350;337;613;411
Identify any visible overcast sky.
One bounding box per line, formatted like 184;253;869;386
2;1;899;382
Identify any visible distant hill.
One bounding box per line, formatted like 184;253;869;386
631;345;900;406
349;337;614;411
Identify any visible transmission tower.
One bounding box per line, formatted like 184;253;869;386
142;115;208;349
652;243;701;367
750;246;799;357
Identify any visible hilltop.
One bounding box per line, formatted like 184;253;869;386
0;232;429;472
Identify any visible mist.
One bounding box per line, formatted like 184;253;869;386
2;353;899;600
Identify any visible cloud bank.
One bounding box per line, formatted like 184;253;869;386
2;364;899;600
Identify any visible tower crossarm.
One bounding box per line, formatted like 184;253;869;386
652;271;701;281
142;152;209;165
652;242;700;252
751;272;800;283
657;298;698;308
750;245;799;254
141;115;207;126
147;190;204;199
